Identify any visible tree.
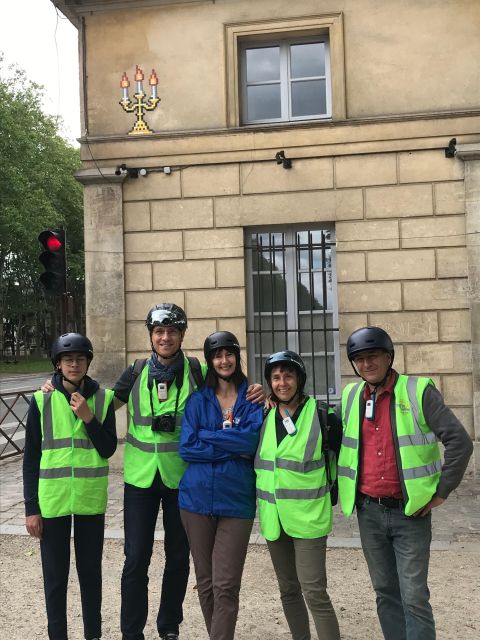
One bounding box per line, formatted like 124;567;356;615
0;55;84;360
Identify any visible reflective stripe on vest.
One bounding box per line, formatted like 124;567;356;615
35;388;114;517
41;388;109;451
124;357;204;489
254;397;333;541
337;375;441;517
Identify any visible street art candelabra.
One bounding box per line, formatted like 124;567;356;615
119;65;160;134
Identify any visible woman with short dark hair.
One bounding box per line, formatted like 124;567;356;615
255;350;341;640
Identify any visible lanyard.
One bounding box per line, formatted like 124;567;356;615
148;376;182;419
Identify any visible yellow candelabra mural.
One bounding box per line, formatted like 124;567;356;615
119;65;160;135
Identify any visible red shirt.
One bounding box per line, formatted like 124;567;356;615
357;371;403;499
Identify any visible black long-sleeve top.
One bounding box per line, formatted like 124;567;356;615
23;373;117;516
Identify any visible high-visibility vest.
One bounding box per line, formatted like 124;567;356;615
124;357;205;489
338;375;441;517
35;388;114;518
254;397;333;541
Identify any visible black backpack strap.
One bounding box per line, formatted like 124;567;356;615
317;400;338;506
187;356;204;390
130;358;147;388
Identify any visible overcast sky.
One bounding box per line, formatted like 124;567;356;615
0;0;80;144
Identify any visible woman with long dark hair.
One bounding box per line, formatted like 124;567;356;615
178;331;264;640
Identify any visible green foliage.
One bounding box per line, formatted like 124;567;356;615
0;358;52;374
0;55;84;357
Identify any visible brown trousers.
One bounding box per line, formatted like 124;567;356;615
180;510;253;640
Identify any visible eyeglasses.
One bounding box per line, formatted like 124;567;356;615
61;356;88;365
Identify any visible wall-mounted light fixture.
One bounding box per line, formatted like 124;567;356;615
275;150;292;169
114;164;173;177
445;138;457;158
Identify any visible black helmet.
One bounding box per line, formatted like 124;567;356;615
346;327;394;363
51;333;93;366
146;303;187;332
204;331;240;360
264;350;307;389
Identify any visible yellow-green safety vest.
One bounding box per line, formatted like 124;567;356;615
124;356;206;489
35;388;114;518
337;375;441;517
254;397;334;541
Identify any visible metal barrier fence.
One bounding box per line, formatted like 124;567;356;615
0;389;34;459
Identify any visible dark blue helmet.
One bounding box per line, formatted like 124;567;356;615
51;333;93;366
264;350;307;389
346;326;394;364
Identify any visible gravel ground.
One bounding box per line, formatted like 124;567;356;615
1;535;479;639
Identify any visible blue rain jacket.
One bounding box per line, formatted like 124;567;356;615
179;381;264;518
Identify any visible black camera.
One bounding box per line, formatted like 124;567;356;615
151;414;176;433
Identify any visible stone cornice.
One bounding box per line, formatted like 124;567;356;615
80;109;480;146
53;0;211;25
78;111;480;167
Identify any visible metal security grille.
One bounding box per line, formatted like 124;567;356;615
245;227;340;402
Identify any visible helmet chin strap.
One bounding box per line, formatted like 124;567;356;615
57;361;89;393
353;363;392;391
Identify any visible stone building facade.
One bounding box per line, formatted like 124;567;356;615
53;0;480;467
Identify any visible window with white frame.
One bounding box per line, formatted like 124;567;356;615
245;227;340;401
240;37;331;124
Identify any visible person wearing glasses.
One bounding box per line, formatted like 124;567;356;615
23;333;117;640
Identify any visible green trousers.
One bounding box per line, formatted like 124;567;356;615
267;529;340;640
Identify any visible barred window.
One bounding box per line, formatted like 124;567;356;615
245;227;340;401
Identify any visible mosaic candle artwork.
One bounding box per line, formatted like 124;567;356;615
119;65;160;134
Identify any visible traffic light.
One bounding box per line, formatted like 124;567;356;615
38;229;67;295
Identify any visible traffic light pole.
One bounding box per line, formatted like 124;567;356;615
60;293;68;334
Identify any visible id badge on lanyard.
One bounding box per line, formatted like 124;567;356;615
365;391;376;420
283;409;297;436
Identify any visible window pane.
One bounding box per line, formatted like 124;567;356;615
253;274;286;312
298;272;332;311
303;355;337;397
246;47;280;82
291;79;326;117
247;84;281;121
290;42;325;78
254;314;287;354
299;313;335;352
252;247;284;273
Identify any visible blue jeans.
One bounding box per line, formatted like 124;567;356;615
120;472;190;639
357;497;435;640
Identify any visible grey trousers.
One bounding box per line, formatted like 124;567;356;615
180;509;253;640
267;529;340;640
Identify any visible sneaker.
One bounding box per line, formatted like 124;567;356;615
161;634;179;640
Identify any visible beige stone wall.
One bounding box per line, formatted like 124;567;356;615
119;147;474;438
80;0;480;136
68;0;479;462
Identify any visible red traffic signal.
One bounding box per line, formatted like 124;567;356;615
38;229;67;296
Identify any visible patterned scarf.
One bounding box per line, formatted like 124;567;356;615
147;350;183;383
